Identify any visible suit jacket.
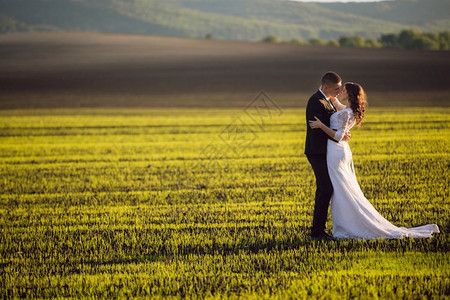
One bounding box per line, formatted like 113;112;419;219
304;90;337;155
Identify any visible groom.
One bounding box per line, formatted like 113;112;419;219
305;71;348;240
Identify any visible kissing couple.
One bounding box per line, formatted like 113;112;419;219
305;71;440;240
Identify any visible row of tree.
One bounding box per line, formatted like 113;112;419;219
259;29;450;51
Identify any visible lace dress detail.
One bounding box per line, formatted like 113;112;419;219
327;108;439;239
333;109;354;142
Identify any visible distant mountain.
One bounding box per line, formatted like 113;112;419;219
319;0;450;31
0;0;448;40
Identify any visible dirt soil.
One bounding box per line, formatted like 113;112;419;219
0;32;449;108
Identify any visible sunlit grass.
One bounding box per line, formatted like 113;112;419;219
0;107;448;298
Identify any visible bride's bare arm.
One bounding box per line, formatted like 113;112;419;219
331;97;346;111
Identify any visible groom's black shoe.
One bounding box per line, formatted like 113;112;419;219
310;232;335;241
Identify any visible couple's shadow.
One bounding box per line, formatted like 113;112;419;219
82;232;444;267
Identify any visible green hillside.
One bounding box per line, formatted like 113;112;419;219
320;0;450;33
0;0;448;40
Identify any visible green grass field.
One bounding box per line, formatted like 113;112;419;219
0;106;449;298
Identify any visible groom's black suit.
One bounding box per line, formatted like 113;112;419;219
305;90;337;237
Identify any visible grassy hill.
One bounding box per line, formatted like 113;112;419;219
320;0;450;32
0;0;448;40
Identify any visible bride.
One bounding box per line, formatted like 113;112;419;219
309;82;440;239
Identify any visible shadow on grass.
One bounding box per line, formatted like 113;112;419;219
78;231;446;268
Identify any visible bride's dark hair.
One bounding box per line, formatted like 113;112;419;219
345;82;367;127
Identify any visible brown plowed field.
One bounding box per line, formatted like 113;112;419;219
0;32;449;108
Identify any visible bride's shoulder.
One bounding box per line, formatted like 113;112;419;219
339;108;353;116
338;108;354;120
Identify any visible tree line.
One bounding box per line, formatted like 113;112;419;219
259;29;450;50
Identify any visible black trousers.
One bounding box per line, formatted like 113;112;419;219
306;154;333;236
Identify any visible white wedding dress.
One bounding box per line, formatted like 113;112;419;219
327;106;440;239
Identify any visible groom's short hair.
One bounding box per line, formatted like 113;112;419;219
321;72;342;86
